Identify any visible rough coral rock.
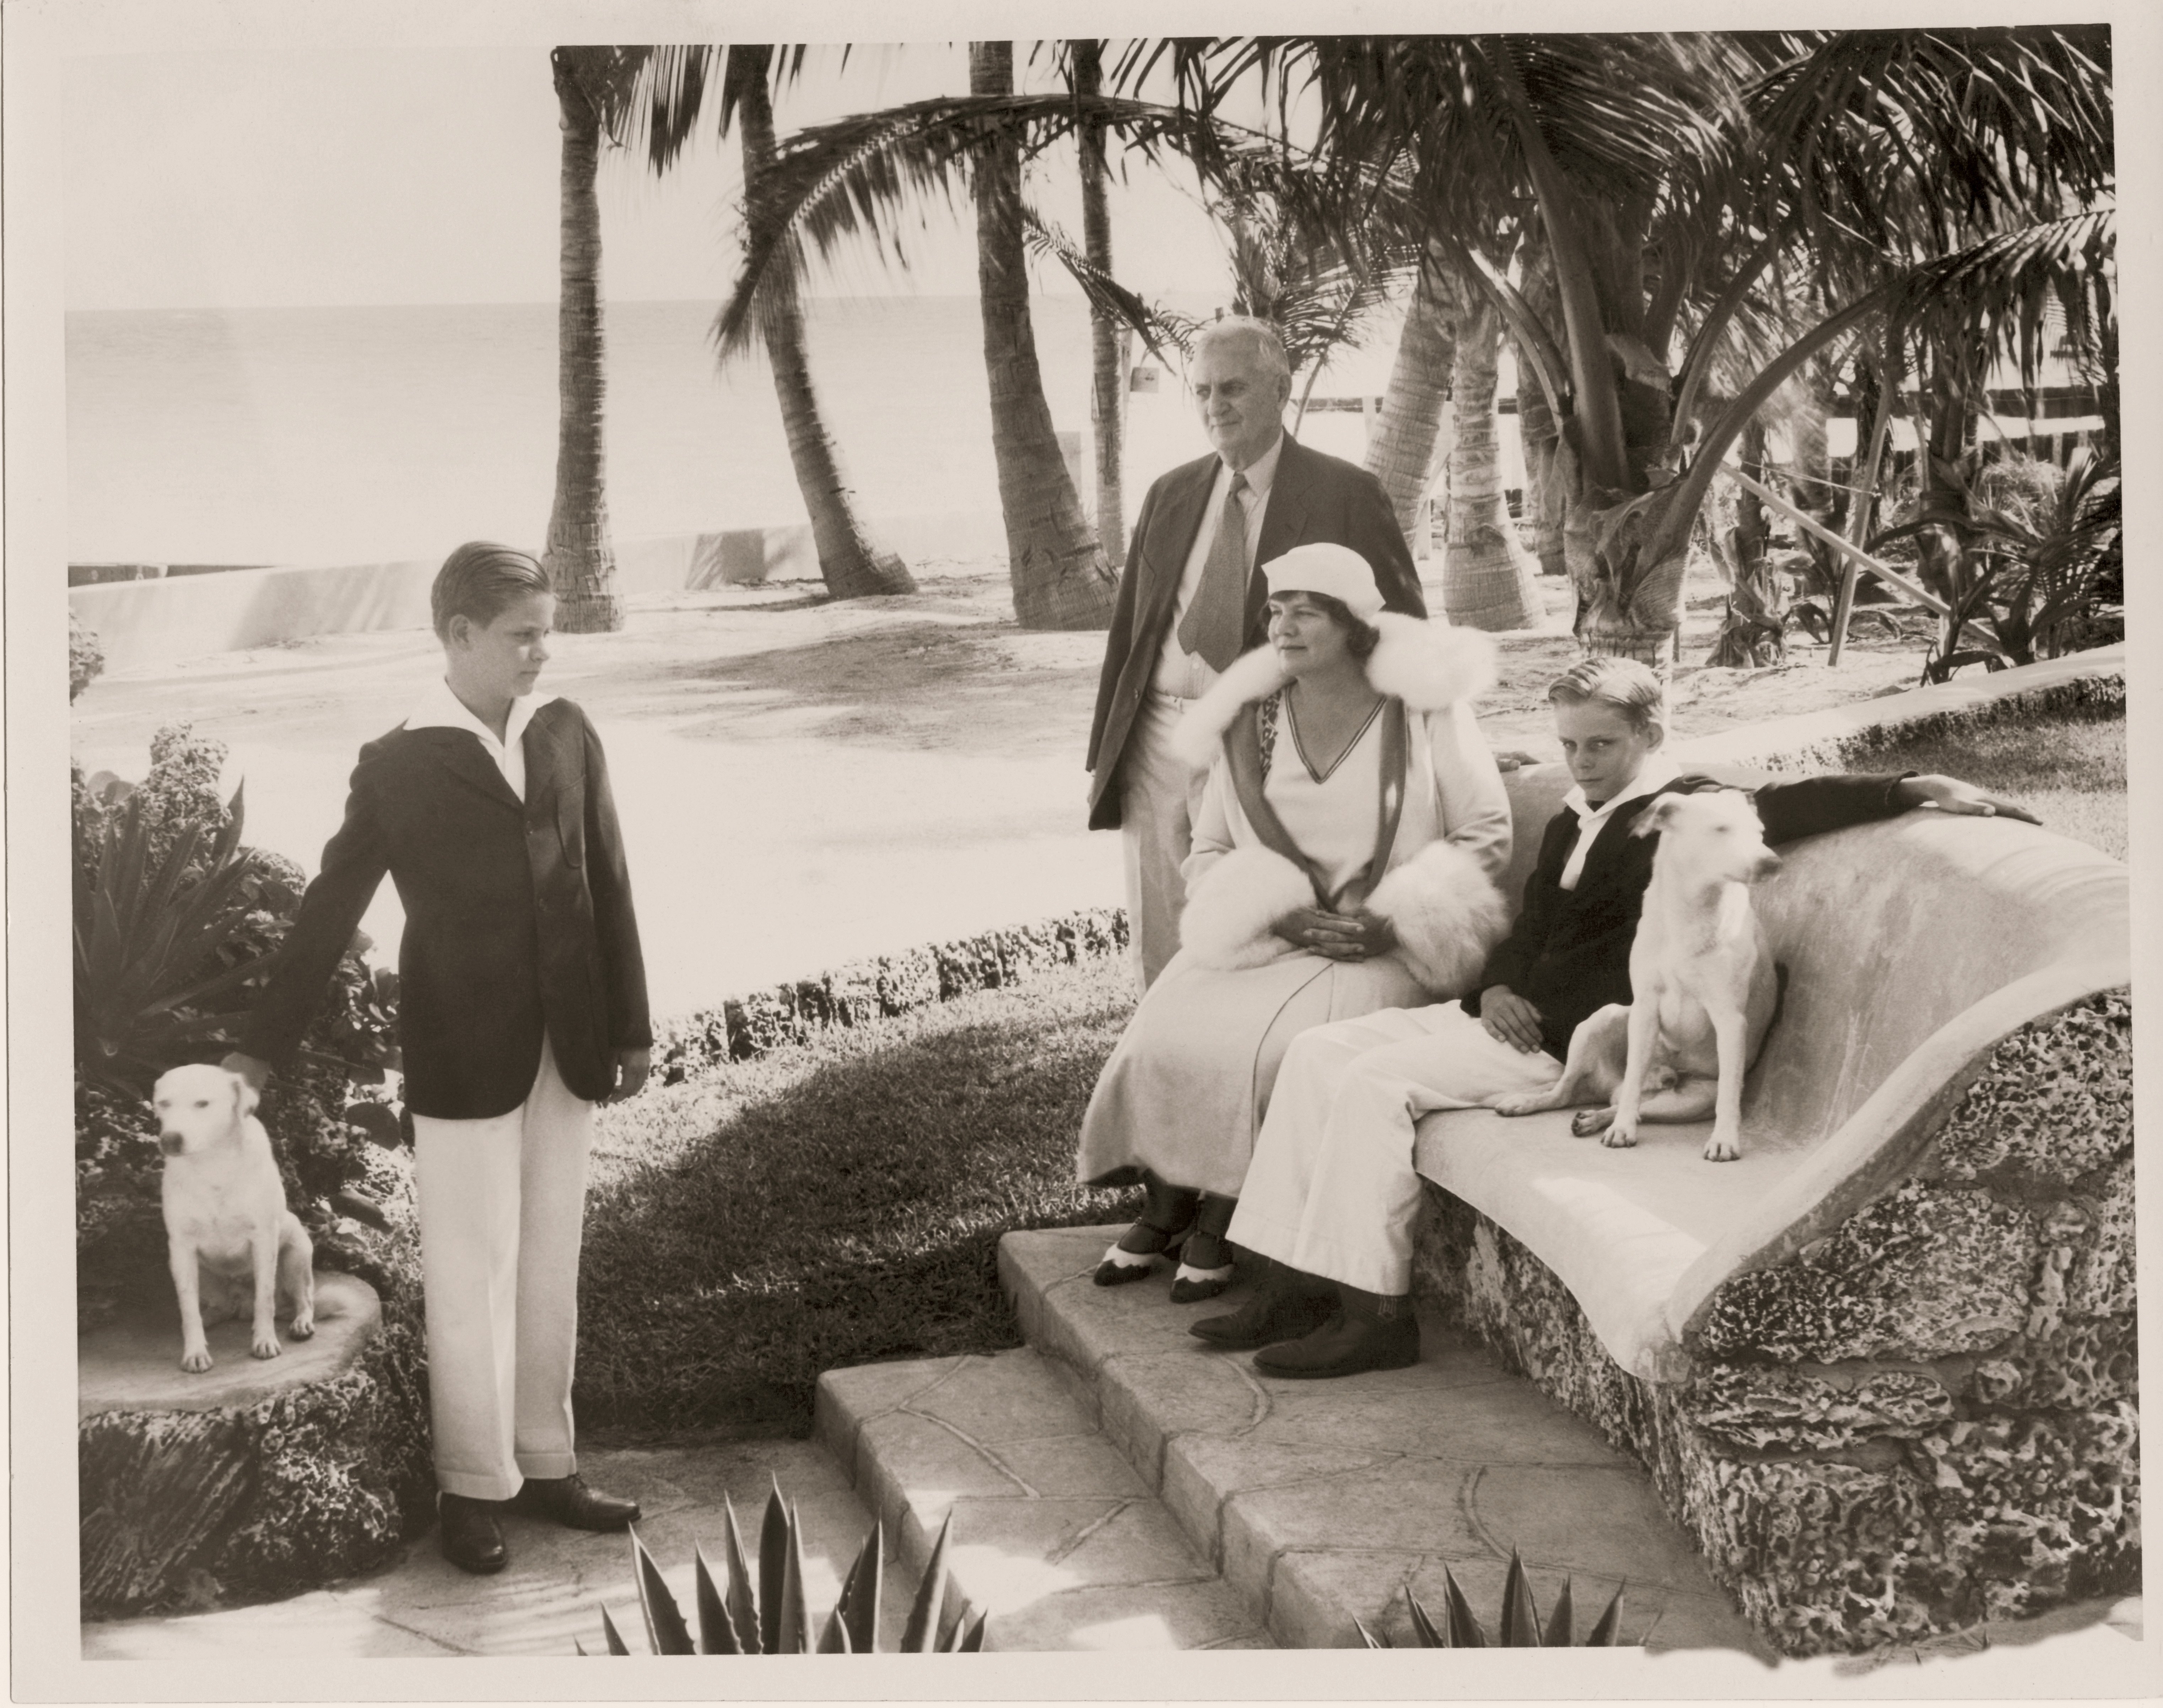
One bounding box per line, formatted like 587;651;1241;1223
1935;991;2132;1187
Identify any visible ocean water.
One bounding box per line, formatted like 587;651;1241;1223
65;295;1395;569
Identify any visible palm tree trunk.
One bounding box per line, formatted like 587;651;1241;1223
1512;239;1570;577
1441;285;1544;631
543;48;623;633
1363;255;1456;554
1072;40;1126;563
969;41;1117;630
736;49;915;599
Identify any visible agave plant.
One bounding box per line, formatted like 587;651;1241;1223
1355;1551;1655;1648
73;782;281;1090
586;1477;986;1655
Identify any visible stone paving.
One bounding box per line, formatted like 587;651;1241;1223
81;1436;873;1659
1000;1224;1774;1656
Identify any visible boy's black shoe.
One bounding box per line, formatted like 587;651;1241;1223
1190;1260;1337;1349
438;1492;508;1574
1251;1286;1420;1378
513;1472;641;1531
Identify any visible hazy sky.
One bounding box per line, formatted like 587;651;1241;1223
64;42;1236;310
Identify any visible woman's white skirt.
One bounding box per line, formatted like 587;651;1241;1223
1074;945;1429;1199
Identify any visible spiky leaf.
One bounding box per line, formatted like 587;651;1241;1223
837;1520;884;1654
958;1611;988;1653
1499;1550;1543;1646
1355;1616;1390;1649
1585;1582;1627;1646
758;1478;788;1655
1442;1565;1489;1647
781;1500;814;1654
899;1511;954;1652
599;1604;631;1656
694;1544;741;1654
721;1494;760;1653
817;1606;852;1653
1406;1588;1448;1648
1544;1577;1576;1648
631;1528;696;1654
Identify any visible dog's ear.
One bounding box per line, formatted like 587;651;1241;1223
232;1074;259;1123
1633;795;1682;838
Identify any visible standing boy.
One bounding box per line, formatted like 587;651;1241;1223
227;542;650;1573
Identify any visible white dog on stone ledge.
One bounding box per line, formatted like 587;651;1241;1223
153;1062;316;1371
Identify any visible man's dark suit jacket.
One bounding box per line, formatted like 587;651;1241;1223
1085;433;1426;832
241;698;651;1120
1462;772;1914;1058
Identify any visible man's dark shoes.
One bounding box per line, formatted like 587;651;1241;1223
514;1472;641;1532
1251;1288;1420;1379
438;1492;508;1574
1190;1263;1337;1350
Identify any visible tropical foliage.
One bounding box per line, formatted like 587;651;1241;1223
70;611;105;702
1355;1551;1645;1648
72;728;409;1326
588;1481;986;1654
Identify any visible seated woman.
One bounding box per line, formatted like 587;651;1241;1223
1075;541;1514;1303
1199;655;2041;1377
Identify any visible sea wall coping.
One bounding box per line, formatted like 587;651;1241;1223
68;509;1007;675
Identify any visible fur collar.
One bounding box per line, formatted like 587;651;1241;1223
1169;613;1496;772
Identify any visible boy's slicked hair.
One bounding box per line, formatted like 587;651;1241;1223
1547;655;1667;738
432;541;551;640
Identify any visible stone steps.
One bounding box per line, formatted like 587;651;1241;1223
998;1225;1773;1655
815;1346;1273;1649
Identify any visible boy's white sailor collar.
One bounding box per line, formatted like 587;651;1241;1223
1560;751;1682;826
406;676;557;755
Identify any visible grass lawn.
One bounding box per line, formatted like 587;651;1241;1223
573;705;2125;1442
1855;706;2127;861
576;955;1141;1438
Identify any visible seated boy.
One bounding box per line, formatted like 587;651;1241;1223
1197;655;2036;1379
226;542;651;1573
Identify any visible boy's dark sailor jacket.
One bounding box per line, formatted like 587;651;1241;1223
241;697;651;1120
1462;771;1913;1059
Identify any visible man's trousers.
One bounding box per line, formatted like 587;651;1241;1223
412;1034;595;1501
1228;1005;1562;1297
1120;688;1211;993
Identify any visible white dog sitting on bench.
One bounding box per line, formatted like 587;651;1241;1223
1490;789;1782;1162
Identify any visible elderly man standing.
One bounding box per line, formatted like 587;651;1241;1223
1086;316;1428;990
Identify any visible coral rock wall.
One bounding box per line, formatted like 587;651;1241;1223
79;1302;433;1616
1412;990;2137;1656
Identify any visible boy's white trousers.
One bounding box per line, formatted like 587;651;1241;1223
1228;1006;1561;1296
412;1034;594;1501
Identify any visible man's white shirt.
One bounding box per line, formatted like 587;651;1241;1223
407;677;557;805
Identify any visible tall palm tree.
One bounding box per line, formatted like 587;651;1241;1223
1363;252;1456;546
1437;261;1546;630
968;42;1117;628
631;47;914;600
543;45;635;633
1068;40;1128;562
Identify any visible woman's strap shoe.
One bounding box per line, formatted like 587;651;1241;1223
1093;1215;1193;1286
513;1473;641;1531
438;1492;508;1574
1168;1260;1236;1304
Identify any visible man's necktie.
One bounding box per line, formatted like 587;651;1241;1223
1177;471;1252;672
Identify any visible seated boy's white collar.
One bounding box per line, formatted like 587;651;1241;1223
406;676;558;751
1561;752;1682;820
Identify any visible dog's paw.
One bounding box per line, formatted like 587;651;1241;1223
1702;1134;1741;1163
251;1333;283;1361
1602;1121;1639;1149
180;1345;214;1373
1488;1092;1548;1118
289;1313;316;1340
1571;1107;1615;1137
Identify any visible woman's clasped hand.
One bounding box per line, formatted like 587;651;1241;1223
1274;906;1398;960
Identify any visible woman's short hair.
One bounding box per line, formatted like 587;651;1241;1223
1193;315;1292;386
1546;655;1667;738
431;542;552;640
1273;589;1381;661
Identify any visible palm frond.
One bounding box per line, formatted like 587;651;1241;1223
1019;204;1187;367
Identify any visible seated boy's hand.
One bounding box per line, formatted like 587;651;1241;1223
606;1047;651;1103
1898;774;2040;824
1479;986;1546;1054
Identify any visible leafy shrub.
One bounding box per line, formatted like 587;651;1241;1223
69;611;106;701
73;725;411;1327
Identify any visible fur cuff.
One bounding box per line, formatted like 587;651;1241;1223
1169;647;1291;772
1365;613;1497;710
1368;841;1511;996
1179;847;1311;971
